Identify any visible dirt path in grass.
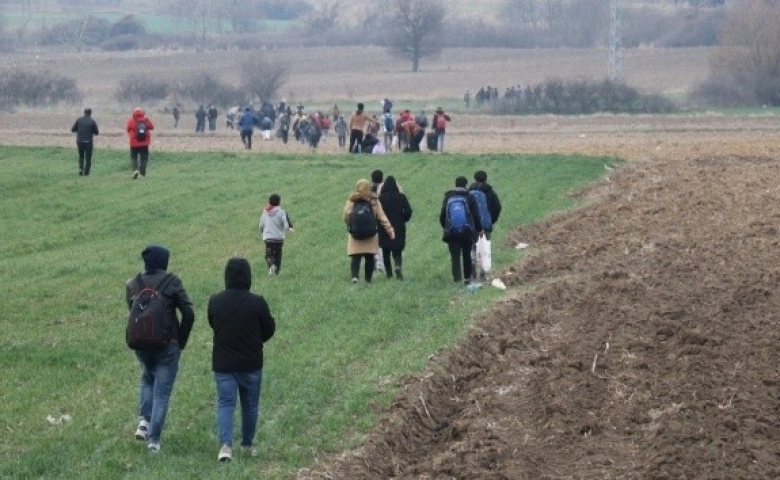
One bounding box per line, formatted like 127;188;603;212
6;111;780;478
290;115;780;479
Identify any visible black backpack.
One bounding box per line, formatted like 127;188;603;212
348;200;378;239
127;273;175;351
135;120;147;141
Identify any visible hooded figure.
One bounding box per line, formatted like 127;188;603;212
207;257;276;462
142;245;170;273
342;179;395;283
126;107;154;178
125;243;195;453
378;176;413;279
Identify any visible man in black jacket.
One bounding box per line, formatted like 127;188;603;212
469;170;502;236
440;176;483;285
208;257;276;462
70;108;99;176
125;245;195;454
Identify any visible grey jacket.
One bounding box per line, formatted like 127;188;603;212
259;206;292;241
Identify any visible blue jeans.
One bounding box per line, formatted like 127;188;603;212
135;342;181;443
214;370;263;447
436;131;446;152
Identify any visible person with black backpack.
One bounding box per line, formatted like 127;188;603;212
343;179;395;284
125;245;195;454
439;176;483;285
126;107;154;179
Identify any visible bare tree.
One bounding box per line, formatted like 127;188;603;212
386;0;447;72
712;0;780;104
305;0;341;34
240;53;290;102
168;0;219;49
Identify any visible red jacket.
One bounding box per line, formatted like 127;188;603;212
126;107;154;148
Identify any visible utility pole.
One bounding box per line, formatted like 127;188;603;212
609;0;622;82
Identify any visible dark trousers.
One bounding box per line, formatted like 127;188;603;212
349;129;363;153
77;141;94;175
338;134;346;147
382;249;403;276
406;130;424;152
130;146;149;176
350;254;375;282
265;241;284;273
447;238;474;283
241;130;252;149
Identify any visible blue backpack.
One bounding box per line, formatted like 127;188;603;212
445;195;473;236
469;189;492;231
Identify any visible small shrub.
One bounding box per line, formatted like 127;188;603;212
0;70;82;109
115;75;169;103
172;73;244;108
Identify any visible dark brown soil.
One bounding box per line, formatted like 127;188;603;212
297;128;780;479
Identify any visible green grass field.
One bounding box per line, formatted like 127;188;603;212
0;146;617;479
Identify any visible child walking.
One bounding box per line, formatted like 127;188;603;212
259;194;294;275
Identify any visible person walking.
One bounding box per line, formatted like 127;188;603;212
126;107;154;179
378;176;413;280
238;107;256;150
334;116;347;148
71;107;99;176
343;179;394;284
195;105;206;133
432;107;451;152
207;104;218;131
348;103;379;153
259;194;294;275
208;257;276;462
469;170;503;280
172;104;181;129
439;176;483;285
126;245;195;454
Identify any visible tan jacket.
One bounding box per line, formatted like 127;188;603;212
343;190;394;256
349;111;378;133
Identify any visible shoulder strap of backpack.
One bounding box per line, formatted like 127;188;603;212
154;273;176;294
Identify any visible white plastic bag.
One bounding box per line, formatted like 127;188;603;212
476;235;491;273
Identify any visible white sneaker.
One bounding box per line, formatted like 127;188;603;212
269;265;277;275
134;419;149;441
218;444;232;462
132;170;140;179
148;442;160;454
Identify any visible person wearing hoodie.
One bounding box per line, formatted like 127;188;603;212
70;107;99;176
469;170;502;238
126;107;155;179
259;194;295;275
125;245;195;454
343;179;395;284
378;176;413;280
439;176;483;285
207;257;276;462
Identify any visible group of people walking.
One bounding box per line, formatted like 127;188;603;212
122;167;501;463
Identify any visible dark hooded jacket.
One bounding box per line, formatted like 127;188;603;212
208;257;276;373
125;245;195;349
439;187;482;242
378;177;413;251
468;181;502;228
